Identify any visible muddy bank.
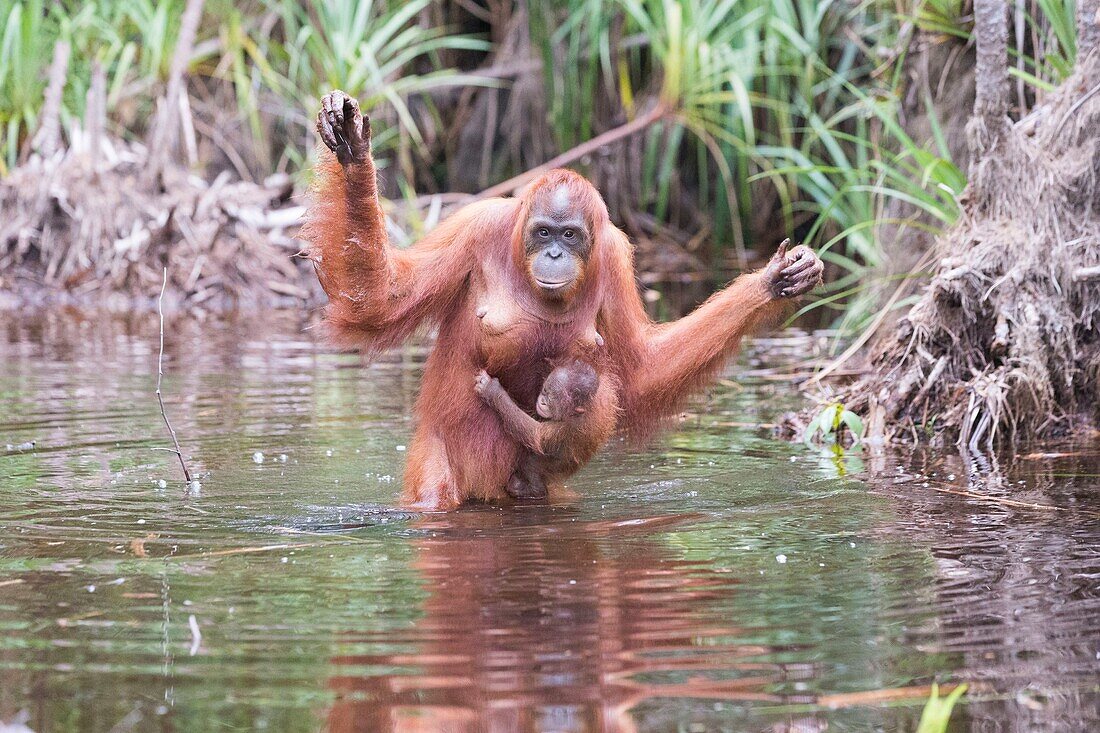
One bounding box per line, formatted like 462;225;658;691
0;137;325;312
831;48;1100;447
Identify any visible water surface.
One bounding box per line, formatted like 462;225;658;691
0;313;1097;731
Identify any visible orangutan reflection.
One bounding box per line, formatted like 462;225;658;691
324;507;820;733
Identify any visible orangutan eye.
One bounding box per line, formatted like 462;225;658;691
563;229;574;239
538;228;550;238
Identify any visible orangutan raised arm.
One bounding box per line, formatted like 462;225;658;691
599;235;822;437
302;90;516;353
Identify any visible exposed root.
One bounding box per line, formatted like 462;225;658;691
839;55;1100;448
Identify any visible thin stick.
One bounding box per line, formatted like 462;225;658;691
1054;80;1100;137
175;542;313;560
156;267;192;483
187;614;202;656
86;61;106;174
1074;264;1100;280
926;485;1100;518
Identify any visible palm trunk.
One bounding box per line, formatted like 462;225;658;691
1080;0;1100;81
970;0;1009;155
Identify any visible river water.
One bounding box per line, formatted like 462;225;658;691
0;313;1096;732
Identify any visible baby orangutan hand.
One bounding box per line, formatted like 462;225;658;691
474;370;502;400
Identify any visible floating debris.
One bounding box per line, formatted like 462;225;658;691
188;614;202;656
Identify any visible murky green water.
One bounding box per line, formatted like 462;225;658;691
0;313;1097;732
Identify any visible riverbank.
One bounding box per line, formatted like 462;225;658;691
0;139;320;312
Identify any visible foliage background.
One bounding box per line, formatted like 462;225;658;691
0;0;1086;326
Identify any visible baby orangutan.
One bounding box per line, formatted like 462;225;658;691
475;357;612;500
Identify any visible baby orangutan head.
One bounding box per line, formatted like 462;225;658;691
536;358;599;420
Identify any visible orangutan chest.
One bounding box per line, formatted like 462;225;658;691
476;296;568;370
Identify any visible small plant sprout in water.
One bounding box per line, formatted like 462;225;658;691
916;683;967;733
804;402;864;449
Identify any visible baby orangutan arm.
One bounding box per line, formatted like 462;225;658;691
474;371;548;455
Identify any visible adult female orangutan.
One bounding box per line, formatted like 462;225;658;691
303;91;823;510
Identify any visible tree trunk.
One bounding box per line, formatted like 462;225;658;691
1079;0;1100;65
970;0;1009;155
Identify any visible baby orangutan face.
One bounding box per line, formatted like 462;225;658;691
536;359;599;420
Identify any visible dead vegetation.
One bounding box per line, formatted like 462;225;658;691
832;2;1100;448
0;142;314;310
0;1;316;312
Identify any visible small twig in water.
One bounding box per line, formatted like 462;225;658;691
926;485;1100;518
156;267;192;484
174;542;313;560
187;614;202;656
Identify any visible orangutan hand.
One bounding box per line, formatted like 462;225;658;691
317;90;371;166
763;239;823;299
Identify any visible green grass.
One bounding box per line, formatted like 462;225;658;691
0;0;491;174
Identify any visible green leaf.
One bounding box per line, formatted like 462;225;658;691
840;410;863;443
803;413;823;446
916;683;968;733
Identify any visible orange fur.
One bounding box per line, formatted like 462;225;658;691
481;357;621;498
304;157;786;509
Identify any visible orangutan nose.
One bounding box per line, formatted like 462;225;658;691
547;245;563;259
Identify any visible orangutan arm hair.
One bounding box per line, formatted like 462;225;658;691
301;150;517;353
597;227;786;438
479;381;550;455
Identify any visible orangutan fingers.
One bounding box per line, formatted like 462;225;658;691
316;113;339;153
780;252;818;278
775;238;790;260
